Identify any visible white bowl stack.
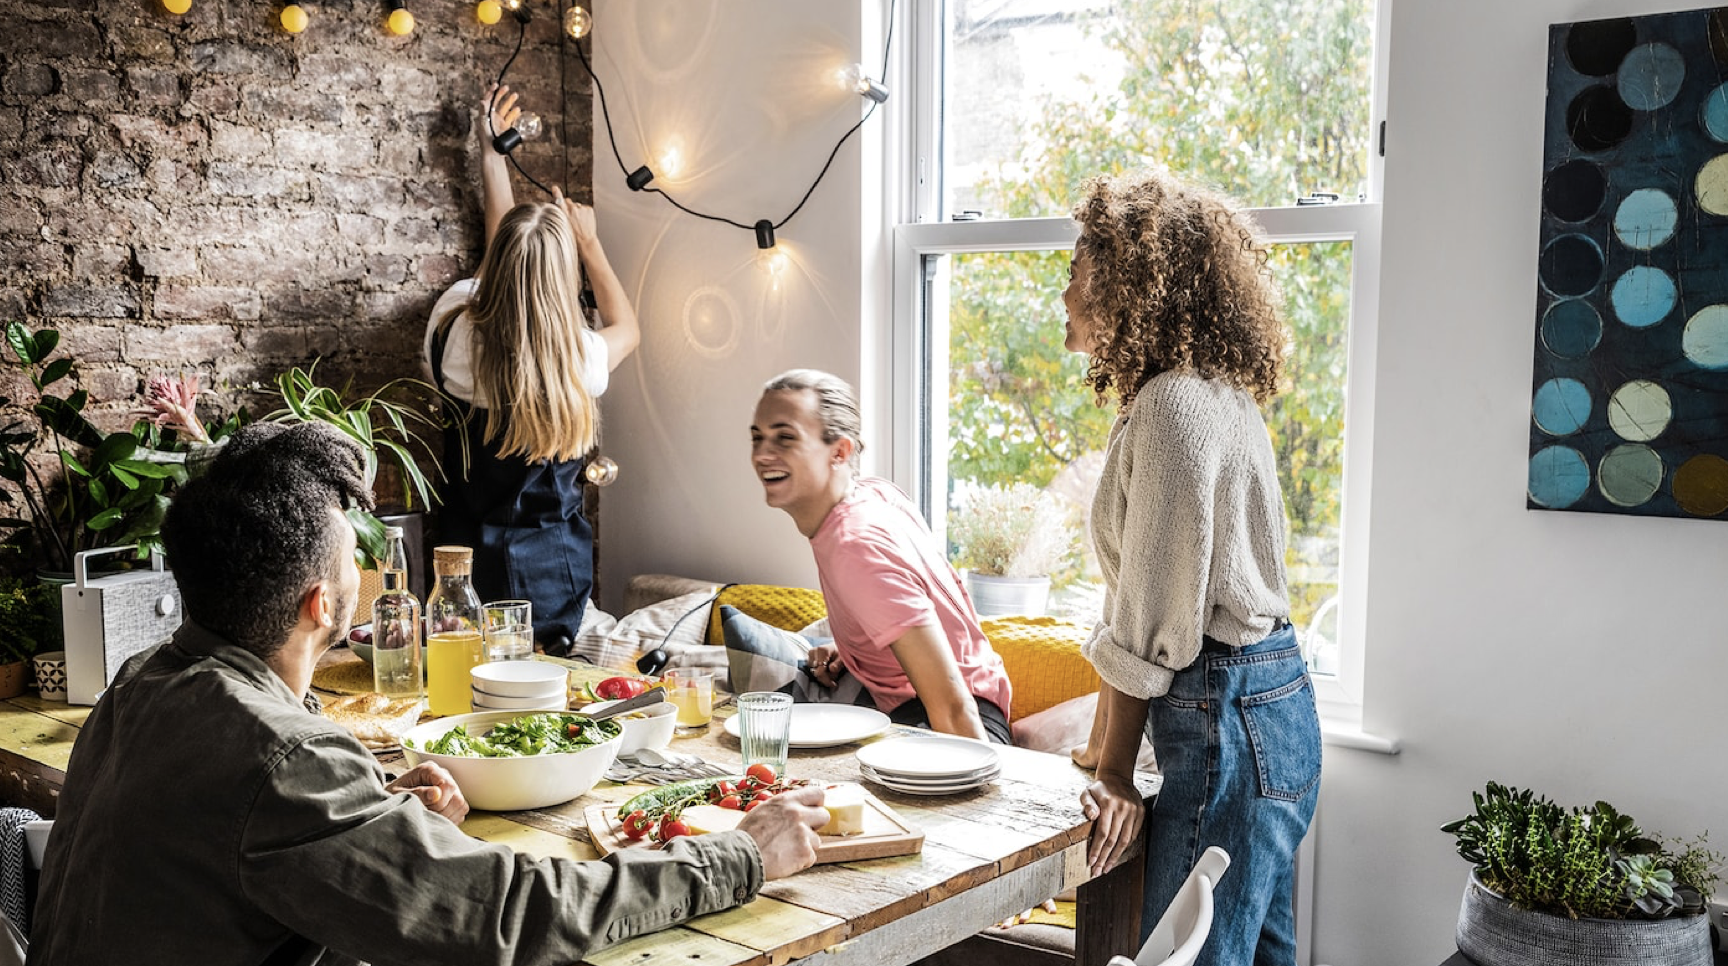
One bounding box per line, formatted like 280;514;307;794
471;661;569;712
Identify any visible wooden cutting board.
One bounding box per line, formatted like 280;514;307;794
585;789;924;864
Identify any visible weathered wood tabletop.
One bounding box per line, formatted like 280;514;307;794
0;653;1161;966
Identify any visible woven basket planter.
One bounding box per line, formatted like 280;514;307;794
1456;873;1713;966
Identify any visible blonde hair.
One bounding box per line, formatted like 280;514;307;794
1071;170;1286;406
761;369;864;471
456;202;598;462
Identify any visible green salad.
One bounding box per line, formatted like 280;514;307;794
410;712;622;758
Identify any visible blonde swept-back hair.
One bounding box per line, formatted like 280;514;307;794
456;201;598;463
1071;170;1287;406
761;369;864;472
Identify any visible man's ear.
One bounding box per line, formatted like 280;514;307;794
832;436;855;467
300;580;336;629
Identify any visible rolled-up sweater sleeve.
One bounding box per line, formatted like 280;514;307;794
240;733;763;965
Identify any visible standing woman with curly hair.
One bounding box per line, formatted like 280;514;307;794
424;85;640;649
1066;170;1320;965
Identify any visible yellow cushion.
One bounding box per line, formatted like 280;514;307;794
982;616;1097;723
706;584;828;645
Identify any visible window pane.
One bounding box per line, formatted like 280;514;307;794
943;0;1375;218
940;242;1352;674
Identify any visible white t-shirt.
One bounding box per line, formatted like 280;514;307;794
423;278;610;408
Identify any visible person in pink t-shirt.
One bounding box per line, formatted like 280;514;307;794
746;369;1013;744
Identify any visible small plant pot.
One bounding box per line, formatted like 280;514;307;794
1457;872;1713;966
964;573;1051;618
0;660;29;700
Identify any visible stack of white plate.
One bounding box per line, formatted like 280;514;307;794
471;661;568;711
855;734;1001;795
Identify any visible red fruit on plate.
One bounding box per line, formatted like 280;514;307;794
595;676;649;701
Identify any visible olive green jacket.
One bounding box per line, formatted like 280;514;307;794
31;622;762;965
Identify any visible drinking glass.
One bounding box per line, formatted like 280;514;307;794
662;668;714;735
483;600;533;663
737;692;793;776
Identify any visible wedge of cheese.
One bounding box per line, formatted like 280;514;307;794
819;783;867;837
682;804;746;835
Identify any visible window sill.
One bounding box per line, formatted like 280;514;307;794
1320;717;1400;755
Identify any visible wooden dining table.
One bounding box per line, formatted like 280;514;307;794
0;653;1161;966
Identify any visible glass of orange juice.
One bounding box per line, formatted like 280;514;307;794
662;669;714;735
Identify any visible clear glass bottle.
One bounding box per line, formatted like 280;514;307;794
424;545;485;716
370;526;423;701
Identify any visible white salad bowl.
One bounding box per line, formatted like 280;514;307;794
400;710;622;811
579;699;677;756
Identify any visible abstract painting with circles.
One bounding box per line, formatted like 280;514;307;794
1531;8;1728;519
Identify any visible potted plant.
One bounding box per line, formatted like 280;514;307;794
0;573;58;698
0;323;190;574
1442;781;1722;966
947;481;1078;617
264;364;461;566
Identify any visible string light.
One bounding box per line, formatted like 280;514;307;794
162;0;191;13
386;0;414;35
476;1;501;25
502;0;530;24
841;63;891;104
281;4;309;33
626;166;654;191
564;5;591;39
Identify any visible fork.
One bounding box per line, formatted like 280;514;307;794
630;748;732;778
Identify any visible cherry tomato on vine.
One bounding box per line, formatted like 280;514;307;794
659;819;691;841
746;762;778;785
714;780;737;797
621;810;652;841
744;799;764;812
717;795;742;811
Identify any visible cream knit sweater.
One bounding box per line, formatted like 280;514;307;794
1082;370;1291;699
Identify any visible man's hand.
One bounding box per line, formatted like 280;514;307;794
805;644;846;689
736;785;828;879
388;762;469;826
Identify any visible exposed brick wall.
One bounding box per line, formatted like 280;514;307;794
0;0;592;431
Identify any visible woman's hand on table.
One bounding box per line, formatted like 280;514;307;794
389;761;470;825
737;784;828;879
1080;772;1143;878
806;644;846;689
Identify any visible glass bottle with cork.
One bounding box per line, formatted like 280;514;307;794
371;526;423;701
424;545;485;716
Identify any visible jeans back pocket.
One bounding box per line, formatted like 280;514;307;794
1240;674;1322;802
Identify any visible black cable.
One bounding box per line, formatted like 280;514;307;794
563;0;899;240
488;17;553;198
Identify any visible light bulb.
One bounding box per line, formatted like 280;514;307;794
564;5;591;39
757;247;789;279
163;0;191;13
501;0;523;9
476;0;501;24
584;456;618;486
840;63;866;93
386;5;414;35
281;4;308;33
657;144;683;180
516;112;543;140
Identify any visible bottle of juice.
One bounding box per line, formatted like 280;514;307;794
371;526;422;702
424;546;485;716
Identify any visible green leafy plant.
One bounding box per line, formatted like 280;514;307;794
265;364;463;566
947;481;1078;578
0;574;57;664
1442;781;1721;921
0;322;188;572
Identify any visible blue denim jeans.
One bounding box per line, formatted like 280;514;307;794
1141;626;1321;966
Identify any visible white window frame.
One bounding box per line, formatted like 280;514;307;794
882;0;1393;730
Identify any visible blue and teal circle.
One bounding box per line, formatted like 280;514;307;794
1598;444;1663;508
1541;299;1602;358
1618;43;1686;111
1532;378;1593;436
1609;266;1677;328
1613;188;1677;249
1703;82;1728;141
1683;304;1728;369
1529;445;1591;509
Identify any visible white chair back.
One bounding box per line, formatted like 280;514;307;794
1108;845;1231;966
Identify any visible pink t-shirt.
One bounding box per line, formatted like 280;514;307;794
810;478;1013;717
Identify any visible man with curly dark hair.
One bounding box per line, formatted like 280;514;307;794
31;422;827;966
1064;170;1321;966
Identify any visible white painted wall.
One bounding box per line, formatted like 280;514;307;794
1314;0;1728;963
590;1;1728;963
589;0;881;609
